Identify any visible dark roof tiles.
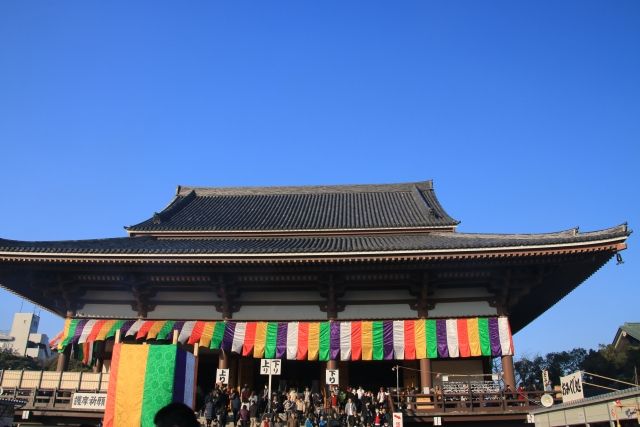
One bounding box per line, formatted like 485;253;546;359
0;224;629;257
127;181;459;232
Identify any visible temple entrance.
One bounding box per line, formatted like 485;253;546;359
250;359;323;393
348;360;398;391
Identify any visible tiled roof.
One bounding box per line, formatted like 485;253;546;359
126;180;459;233
620;323;640;340
0;224;629;257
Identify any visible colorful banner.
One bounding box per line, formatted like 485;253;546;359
58;317;514;361
103;344;195;427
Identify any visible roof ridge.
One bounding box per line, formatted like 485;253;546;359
176;180;434;196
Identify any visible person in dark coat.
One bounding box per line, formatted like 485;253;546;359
231;389;242;424
204;398;215;427
217;388;230;427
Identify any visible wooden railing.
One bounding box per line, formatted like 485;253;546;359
0;370;108;414
391;389;553;415
0;370;108;392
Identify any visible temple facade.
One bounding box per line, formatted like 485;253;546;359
0;180;630;394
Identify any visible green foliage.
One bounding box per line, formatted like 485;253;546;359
515;344;640;392
42;353;92;372
0;347;42;370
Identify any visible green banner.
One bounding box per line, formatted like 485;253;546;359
211;322;226;350
62;319;80;348
106;320;126;340
319;322;330;361
426;319;438;359
155;321;175;341
141;345;177;427
372;321;383;360
478;318;491;356
265;322;278;358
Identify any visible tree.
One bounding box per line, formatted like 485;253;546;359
514;348;588;390
0;348;41;370
582;344;640;389
515;344;640;394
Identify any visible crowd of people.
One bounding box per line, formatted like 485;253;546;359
199;384;395;427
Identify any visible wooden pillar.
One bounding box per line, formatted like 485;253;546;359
502;355;516;390
56;344;71;372
56;310;74;372
219;349;229;369
419;358;432;393
92;341;104;373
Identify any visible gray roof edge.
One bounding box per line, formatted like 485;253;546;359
531;386;640;414
175;180;434;196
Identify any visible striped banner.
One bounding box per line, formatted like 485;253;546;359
57;317;514;361
103;344;195;427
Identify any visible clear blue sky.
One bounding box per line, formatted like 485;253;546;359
0;1;638;358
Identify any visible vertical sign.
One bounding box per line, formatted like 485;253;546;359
326;369;339;385
542;369;552;391
392;412;403;427
216;368;229;385
560;371;584;403
260;359;281;414
433;416;442;426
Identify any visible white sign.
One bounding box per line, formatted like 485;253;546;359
22;411;30;420
71;392;108;410
542;369;552;391
392;412;403;427
216;368;229;385
433;416;442;426
260;359;282;375
326;369;339;385
526;414;535;423
560;371;584;403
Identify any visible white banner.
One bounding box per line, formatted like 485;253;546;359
560;371;584;403
71;392;107;410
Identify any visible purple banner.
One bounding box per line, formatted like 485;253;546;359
436;319;449;358
276;323;288;359
383;321;394;360
171;320;184;334
120;320;135;337
330;322;340;360
488;318;502;356
72;320;87;344
221;322;236;351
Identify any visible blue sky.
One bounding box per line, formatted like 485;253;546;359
0;1;638;358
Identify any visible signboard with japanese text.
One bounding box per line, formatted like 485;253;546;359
560;371;584;403
71;392;107;410
326;369;339;385
216;368;229;385
392;412;403;427
260;359;281;375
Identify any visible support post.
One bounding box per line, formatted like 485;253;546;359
219;349;228;369
192;345;199;410
501;354;516;390
56;310;74;372
419;358;432;393
93;341;104;373
56;344;71;372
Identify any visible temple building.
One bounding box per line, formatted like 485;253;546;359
0;180;631;397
